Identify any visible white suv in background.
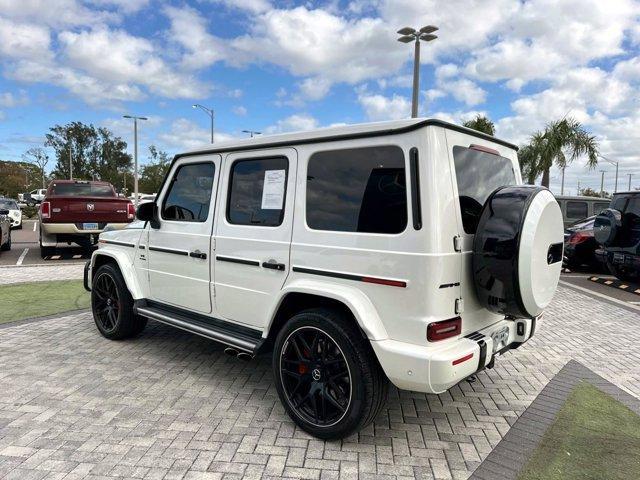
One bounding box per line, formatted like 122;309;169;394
85;118;563;439
0;198;22;229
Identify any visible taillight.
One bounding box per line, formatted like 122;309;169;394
427;317;462;342
41;201;50;219
568;231;593;245
127;202;135;220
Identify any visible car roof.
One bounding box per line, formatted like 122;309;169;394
555;195;609;201
50;180;112;185
178;118;519;158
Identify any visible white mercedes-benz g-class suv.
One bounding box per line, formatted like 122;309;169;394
85;118;563;439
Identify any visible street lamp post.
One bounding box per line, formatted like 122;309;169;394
397;25;438;118
123;115;148;208
600;170;606;197
192;104;215;143
242;130;261;138
599;154;619;192
629;173;634;191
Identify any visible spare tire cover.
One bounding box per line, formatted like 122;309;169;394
593;208;621;246
472;186;564;319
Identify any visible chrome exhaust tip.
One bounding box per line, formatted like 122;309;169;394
237;352;253;361
224;347;239;357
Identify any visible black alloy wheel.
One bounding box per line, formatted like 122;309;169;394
280;326;352;427
92;271;120;334
90;263;147;340
273;308;388;439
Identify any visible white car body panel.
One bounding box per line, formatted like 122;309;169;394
89;118;546;394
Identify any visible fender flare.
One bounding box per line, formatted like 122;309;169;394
91;248;144;299
265;278;388;341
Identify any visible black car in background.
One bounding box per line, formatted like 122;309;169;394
594;191;640;282
564;216;600;269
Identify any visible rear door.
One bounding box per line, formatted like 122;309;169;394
214;148;297;329
147;156;220;314
444;130;519;333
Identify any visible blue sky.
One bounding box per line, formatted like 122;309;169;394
0;0;639;194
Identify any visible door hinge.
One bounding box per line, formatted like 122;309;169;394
211;238;216;251
212;285;216;297
455;297;464;314
453;235;462;252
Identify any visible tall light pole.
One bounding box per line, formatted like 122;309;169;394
123;115;148;208
192;104;215;143
600;170;606;197
68;137;73;180
242;130;261;138
397;25;438;118
629;173;634;191
598;155;619;193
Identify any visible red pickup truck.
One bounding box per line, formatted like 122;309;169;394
39;180;135;257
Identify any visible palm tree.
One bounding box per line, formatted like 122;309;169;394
463;115;495;136
520;118;599;188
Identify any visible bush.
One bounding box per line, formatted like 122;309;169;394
21;205;38;219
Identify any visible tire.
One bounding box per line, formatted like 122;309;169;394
606;263;638;284
91;263;147;340
1;230;11;251
40;243;55;258
272;308;388;440
473;186;564;319
17;222;22;230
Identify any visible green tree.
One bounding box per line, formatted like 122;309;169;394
463;115;495;136
579;187;609;198
22;147;50;189
0;160;41;199
138;146;171;194
520;118;599;188
45;122;132;186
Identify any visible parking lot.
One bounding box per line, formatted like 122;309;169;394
0;284;637;480
1;220;92;267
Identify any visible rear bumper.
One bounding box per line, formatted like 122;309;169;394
9;216;21;228
40;222;129;247
371;317;536;393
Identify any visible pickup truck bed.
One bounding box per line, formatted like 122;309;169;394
39;180;134;254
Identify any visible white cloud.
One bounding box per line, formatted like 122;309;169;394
158;118;236;150
0;0;117;28
0;18;52;61
357;92;411;121
298;77;332;101
264;114;319;134
210;0;271;14
163;5;227;70
59;28;209;99
0;91;29;108
232;105;247;116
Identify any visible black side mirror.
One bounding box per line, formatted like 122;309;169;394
136;202;160;229
0;209;8;215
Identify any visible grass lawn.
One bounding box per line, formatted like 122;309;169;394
0;280;90;324
518;381;640;480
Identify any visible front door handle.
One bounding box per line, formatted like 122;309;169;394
189;250;207;260
262;260;286;271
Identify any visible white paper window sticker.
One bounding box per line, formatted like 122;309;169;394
261;169;286;210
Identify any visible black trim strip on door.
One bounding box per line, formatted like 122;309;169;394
148;246;189;256
409;147;422;230
439;282;460;289
292;266;407;288
100;240;135;248
216;255;260;266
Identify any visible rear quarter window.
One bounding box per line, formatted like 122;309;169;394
453;146;516;234
566;201;588;219
50;183;114;197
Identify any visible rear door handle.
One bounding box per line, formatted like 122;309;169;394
262;260;286;271
189;250;207;260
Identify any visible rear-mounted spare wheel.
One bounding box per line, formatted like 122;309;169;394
593;208;622;246
473;186;564;319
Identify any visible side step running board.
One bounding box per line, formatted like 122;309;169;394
134;300;264;354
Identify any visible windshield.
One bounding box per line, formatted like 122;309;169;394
453;146;516;234
50;183;114;197
0;200;18;209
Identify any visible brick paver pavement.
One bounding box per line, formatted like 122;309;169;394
0;285;638;479
0;264;85;285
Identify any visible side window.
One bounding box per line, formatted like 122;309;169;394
594;202;610;214
566;201;588;219
306;146;407;234
162;162;215;222
227;157;289;226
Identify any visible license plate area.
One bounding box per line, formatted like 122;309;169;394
83;223;99;230
490;326;510;354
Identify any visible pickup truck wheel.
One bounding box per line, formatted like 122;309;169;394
1;230;10;251
91;263;146;340
273;308;388;439
39;241;55;258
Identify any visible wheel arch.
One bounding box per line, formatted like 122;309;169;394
264;280;388;346
91;250;143;299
